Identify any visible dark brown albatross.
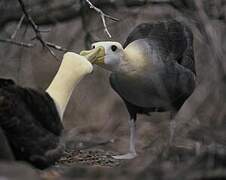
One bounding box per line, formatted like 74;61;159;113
0;50;101;168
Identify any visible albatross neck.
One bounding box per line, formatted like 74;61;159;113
46;53;92;120
124;41;149;69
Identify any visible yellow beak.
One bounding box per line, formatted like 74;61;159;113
80;46;105;64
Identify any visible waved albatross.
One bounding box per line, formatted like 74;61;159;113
81;20;196;159
0;50;100;168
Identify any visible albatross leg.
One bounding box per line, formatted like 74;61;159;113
169;111;177;144
112;118;137;159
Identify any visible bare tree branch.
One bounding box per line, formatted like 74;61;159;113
17;0;68;60
46;41;68;52
85;0;119;38
1;0;225;31
0;38;34;48
10;14;25;39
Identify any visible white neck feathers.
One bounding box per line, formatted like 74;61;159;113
46;52;93;120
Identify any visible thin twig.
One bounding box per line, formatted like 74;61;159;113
85;0;119;38
0;38;34;48
46;41;68;52
17;0;68;60
10;14;25;39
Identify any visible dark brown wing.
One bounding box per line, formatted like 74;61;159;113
0;127;14;160
0;82;64;168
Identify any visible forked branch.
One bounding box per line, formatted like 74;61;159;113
85;0;119;38
17;0;68;59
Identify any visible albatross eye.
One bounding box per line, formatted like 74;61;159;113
111;45;117;52
92;45;95;49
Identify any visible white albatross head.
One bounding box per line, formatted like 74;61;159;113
81;41;125;72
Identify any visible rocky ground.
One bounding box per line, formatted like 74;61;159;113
1;126;223;180
1;118;226;180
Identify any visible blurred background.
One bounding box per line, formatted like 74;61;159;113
1;0;226;179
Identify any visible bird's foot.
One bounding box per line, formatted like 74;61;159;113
112;152;137;160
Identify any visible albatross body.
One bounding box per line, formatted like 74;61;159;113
81;20;196;159
0;51;100;168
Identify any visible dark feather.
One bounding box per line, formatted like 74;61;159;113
111;20;196;119
124;19;195;74
0;79;64;169
0;78;15;88
0;127;14;160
